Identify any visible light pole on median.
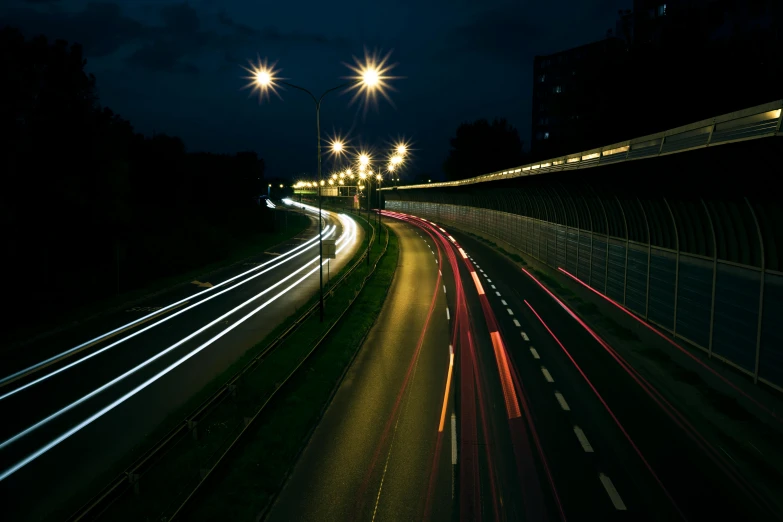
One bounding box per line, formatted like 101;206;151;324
247;52;399;322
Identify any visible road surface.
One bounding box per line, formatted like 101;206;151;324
0;203;363;521
267;219;455;522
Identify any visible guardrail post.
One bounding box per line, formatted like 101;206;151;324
615;195;630;305
700;198;718;359
577;190;594;285
663;198;680;336
638;197;651;320
745;197;766;384
589;186;610;295
187;419;198;441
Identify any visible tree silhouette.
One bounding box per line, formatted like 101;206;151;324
0;27;276;340
442;118;525;181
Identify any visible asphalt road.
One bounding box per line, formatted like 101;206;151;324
0;204;363;521
266;219;455;522
448;226;775;521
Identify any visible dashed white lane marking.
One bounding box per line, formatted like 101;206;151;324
574;426;594;452
501;299;507;305
506;308;513;316
513;319;521;327
530;347;540;359
487;279;492;283
446;307;450;321
431;250;434;254
555;391;570;411
480;269;485;273
541;367;554;382
495;292;501;297
443;285;447;294
491;285;496;289
521;332;529;341
439;270;442;276
599;473;627;510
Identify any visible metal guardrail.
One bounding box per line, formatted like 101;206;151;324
67;210;379;522
384;100;783;191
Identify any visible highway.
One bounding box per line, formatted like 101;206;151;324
267;219;456;522
0;201;363;522
268;209;776;522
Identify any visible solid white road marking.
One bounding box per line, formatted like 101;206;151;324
507;308;513;316
530;347;540;359
555;392;570;411
451;414;458;464
446;307;450;321
501;299;507;305
541;367;554;382
574;426;594;452
521;332;529;341
599;473;627;510
513;319;520;327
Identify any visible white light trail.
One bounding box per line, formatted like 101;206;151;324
0;207;329;389
0;215;357;479
0;225;336;401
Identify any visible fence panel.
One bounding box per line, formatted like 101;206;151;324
713;263;761;373
675;255;713;350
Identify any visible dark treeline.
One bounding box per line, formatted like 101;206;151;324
0;27;277;335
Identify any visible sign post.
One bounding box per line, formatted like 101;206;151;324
323;239;336;285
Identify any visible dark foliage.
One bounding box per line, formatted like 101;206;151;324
442;118;525;181
0;27;273;334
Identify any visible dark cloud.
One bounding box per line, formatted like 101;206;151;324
1;2;351;75
440;1;624;63
1;3;145;57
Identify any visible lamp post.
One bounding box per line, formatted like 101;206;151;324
376;173;383;228
359;166;372;266
247;54;397;323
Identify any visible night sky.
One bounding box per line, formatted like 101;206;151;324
1;0;626;180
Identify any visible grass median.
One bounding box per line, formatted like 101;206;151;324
182;220;399;521
74;211;385;522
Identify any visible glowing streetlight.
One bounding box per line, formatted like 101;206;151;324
391;155;403;165
359;153;370;167
328;179;334;185
387;164;395;172
243;51;400;322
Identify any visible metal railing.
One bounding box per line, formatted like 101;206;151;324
384;100;783;191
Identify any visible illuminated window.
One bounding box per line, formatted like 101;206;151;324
539;74;546;82
544;132;550;139
553;85;562;93
658;4;666;16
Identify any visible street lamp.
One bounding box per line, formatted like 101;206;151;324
246;52;397;323
376;173;383;229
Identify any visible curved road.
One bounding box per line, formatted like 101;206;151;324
267;210;776;521
0;202;363;521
